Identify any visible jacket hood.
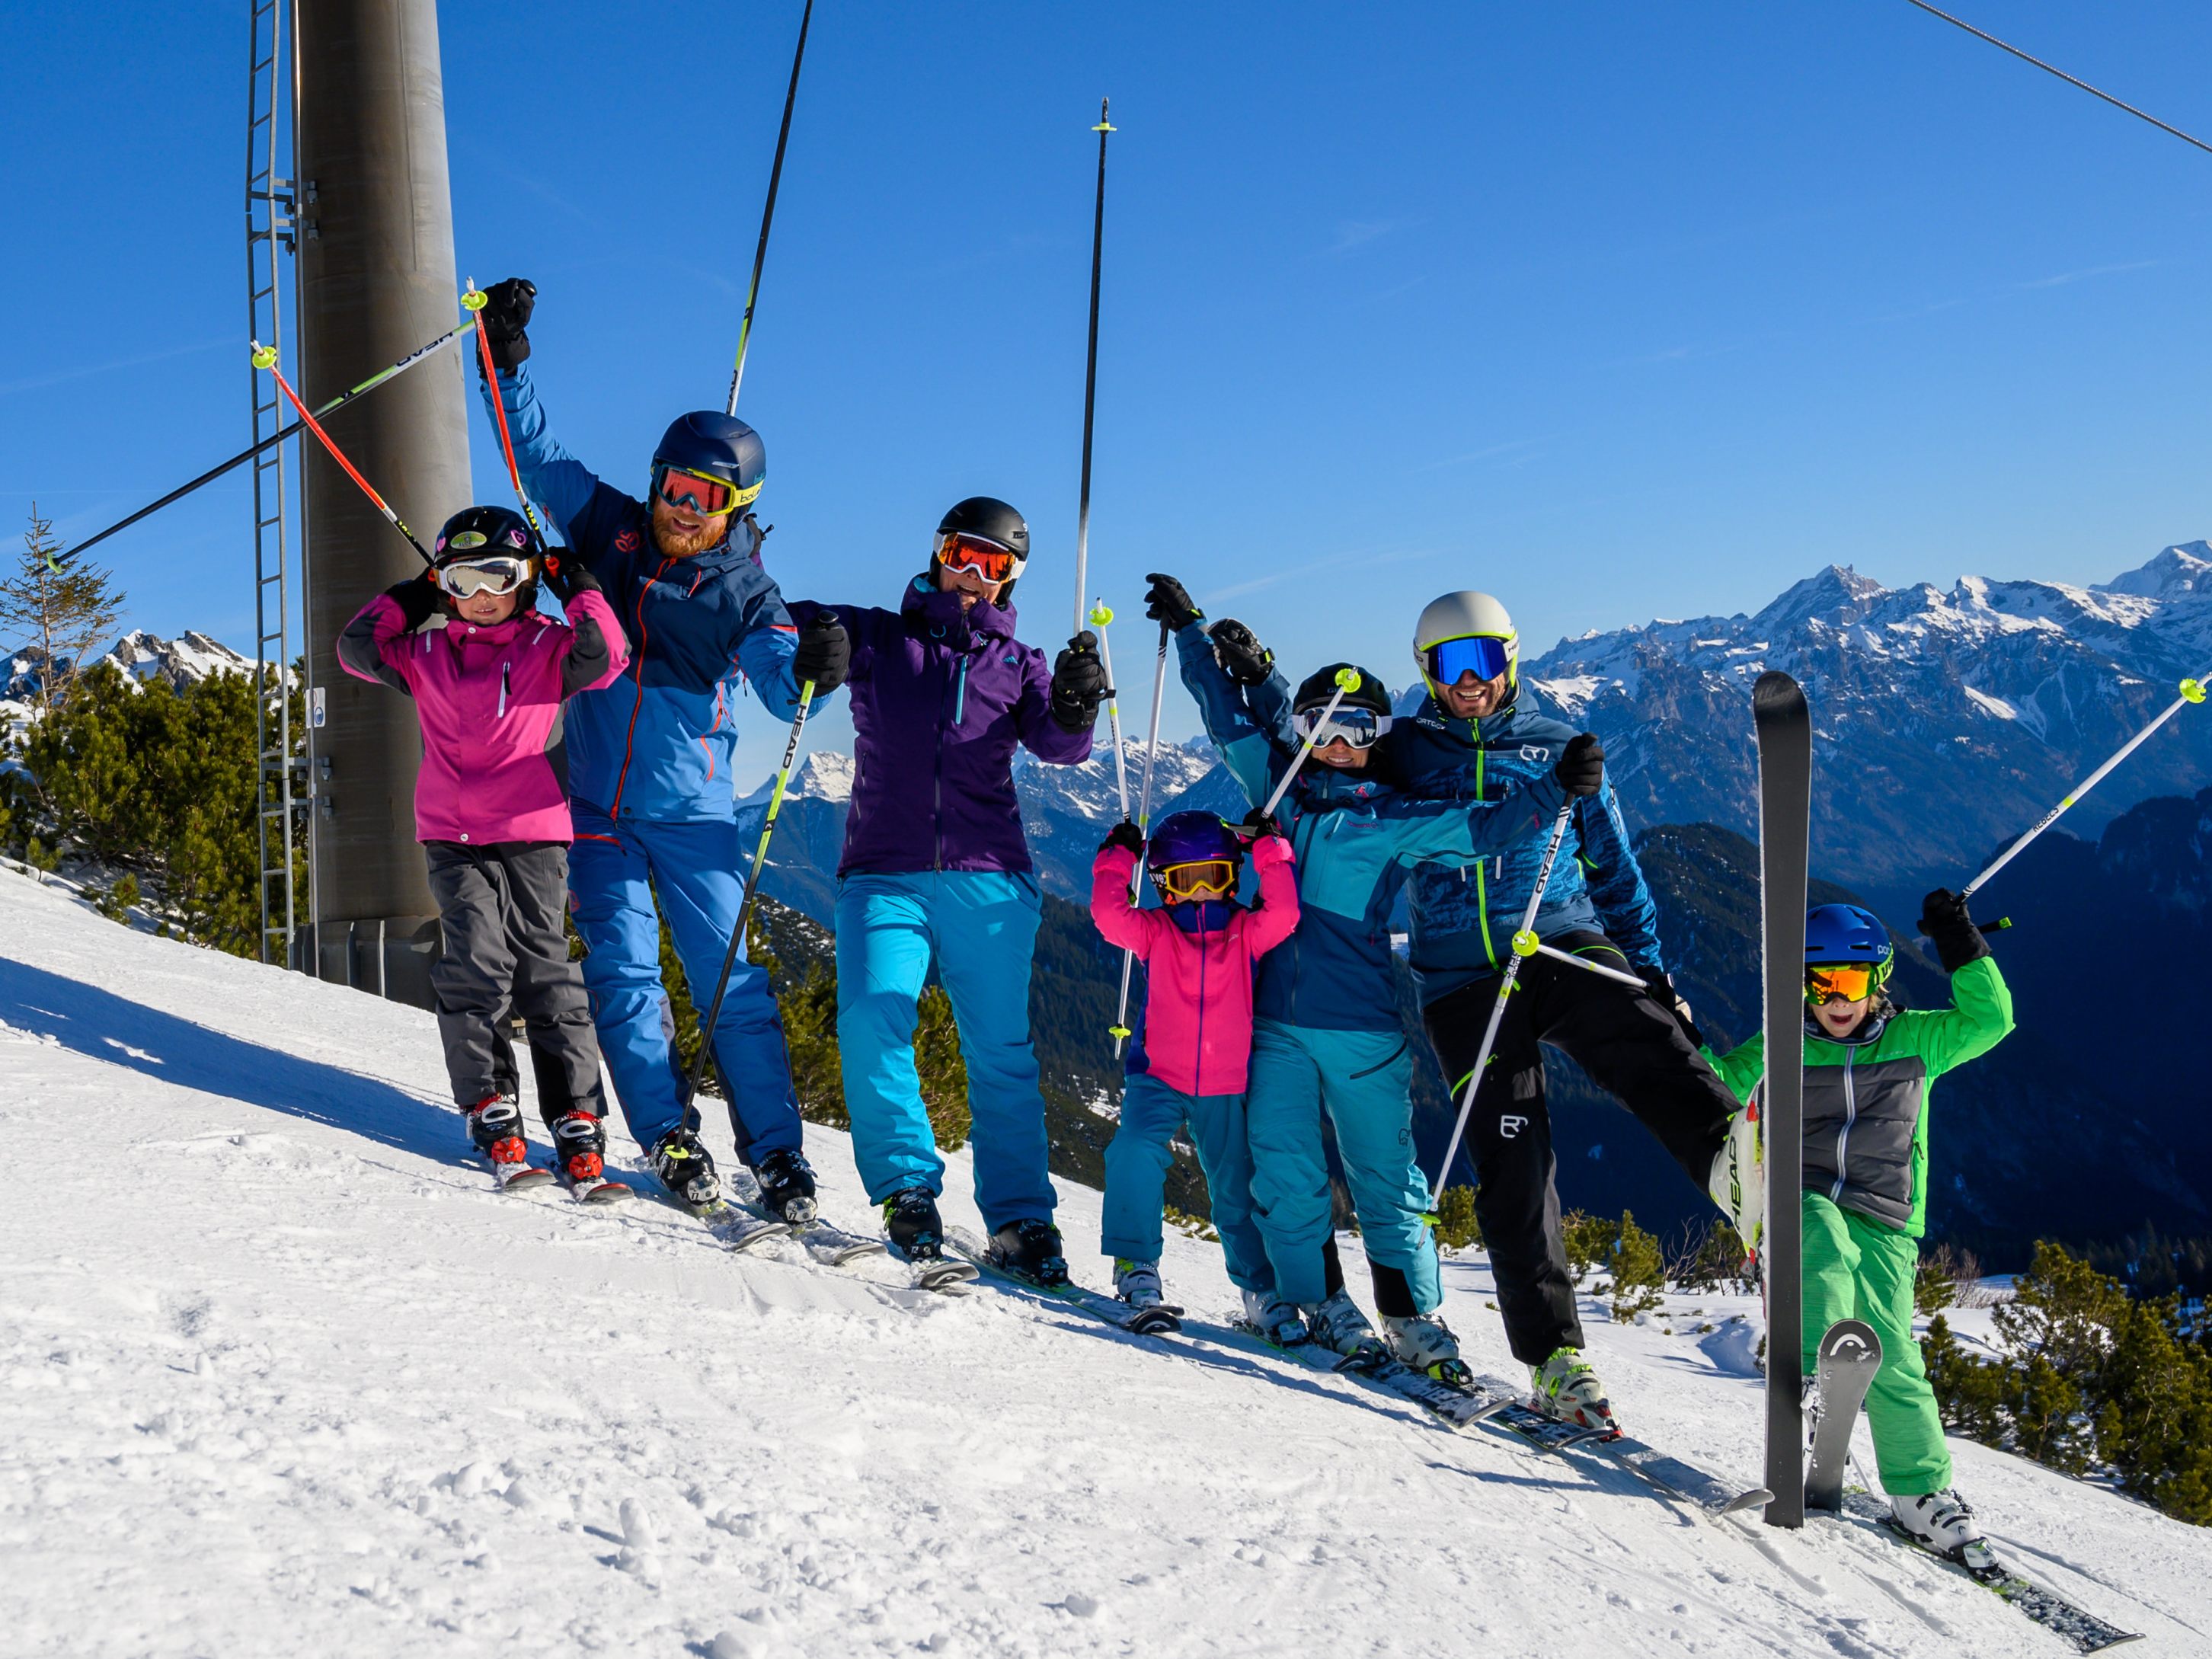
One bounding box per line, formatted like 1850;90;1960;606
902;574;1016;647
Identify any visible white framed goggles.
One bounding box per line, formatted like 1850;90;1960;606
1291;704;1389;750
932;530;1026;585
437;554;534;597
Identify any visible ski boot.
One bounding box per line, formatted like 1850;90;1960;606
1709;1104;1766;1255
1303;1288;1389;1369
1113;1258;1165;1310
987;1218;1072;1289
753;1146;820;1226
465;1095;545;1188
1240;1287;1309;1347
882;1187;948;1264
648;1125;721;1210
1381;1310;1474;1386
551;1111;629;1204
1891;1488;1984;1555
1531;1346;1620;1434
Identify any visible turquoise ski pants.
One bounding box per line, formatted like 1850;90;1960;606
1101;1072;1274;1293
833;871;1058;1232
1245;1018;1442;1309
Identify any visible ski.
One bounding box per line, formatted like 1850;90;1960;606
1470;1378;1772;1515
1805;1319;1881;1512
688;1199;794;1255
1836;1490;2143;1652
905;1257;980;1295
722;1170;884;1267
564;1175;634;1205
945;1227;1175;1335
491;1162;555;1192
1226;1322;1520;1434
1754;667;1814;1527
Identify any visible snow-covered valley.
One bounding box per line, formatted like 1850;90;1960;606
3;868;2208;1657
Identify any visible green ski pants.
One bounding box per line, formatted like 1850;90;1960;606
1800;1191;1952;1497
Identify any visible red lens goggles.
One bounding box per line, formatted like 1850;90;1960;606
1805;964;1878;1005
935;532;1020;585
653;465;739;518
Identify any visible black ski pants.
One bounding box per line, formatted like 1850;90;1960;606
1421;929;1734;1366
424;840;607;1120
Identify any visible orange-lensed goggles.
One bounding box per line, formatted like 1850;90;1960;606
934;531;1021;585
1805;964;1878;1005
1155;859;1236;903
652;464;740;518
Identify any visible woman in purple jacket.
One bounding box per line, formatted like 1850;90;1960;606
791;497;1105;1283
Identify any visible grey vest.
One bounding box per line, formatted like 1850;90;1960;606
1800;1043;1926;1229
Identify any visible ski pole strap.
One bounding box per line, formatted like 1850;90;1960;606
254;343;432;563
1259;666;1360;821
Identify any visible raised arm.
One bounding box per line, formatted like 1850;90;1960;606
1172;622;1290;810
335;577;438;697
1239;831;1303;957
545;567;628;697
1091;842;1165;955
1015;639;1096;766
479;360;607;547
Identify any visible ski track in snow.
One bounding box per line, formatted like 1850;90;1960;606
2;870;2208;1657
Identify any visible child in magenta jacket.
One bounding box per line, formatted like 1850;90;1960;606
1091;809;1299;1324
337;506;630;1197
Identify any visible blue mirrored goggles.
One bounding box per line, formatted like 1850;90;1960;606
1421;634;1512;687
1291;704;1388;750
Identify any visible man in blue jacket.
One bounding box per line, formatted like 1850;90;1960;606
473;279;850;1222
1382;590;1744;1432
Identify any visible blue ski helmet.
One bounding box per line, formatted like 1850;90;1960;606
1804;903;1894;974
650;412;766;513
1147;810;1242;905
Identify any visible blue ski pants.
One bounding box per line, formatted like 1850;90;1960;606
568;805;801;1161
1101;1072;1274;1293
834;871;1057;1231
1245;1018;1442;1310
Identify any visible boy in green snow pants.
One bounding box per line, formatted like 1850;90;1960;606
1707;890;2012;1550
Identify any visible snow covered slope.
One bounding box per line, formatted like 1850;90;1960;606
4;870;2207;1657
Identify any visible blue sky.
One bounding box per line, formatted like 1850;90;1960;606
9;1;2212;782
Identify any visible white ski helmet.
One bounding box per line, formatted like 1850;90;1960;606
1413;590;1519;698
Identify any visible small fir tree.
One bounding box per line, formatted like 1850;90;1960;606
0;507;125;711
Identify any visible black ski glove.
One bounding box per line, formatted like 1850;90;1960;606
1050;631;1109;731
539;549;599;605
1555;732;1606;798
1237;807;1280;842
1209;618;1274;686
479;276;536;371
1638;965;1705;1050
386;573;440;631
1101;820;1145;857
1918;887;1990;973
791;612;851;695
1144;572;1203;632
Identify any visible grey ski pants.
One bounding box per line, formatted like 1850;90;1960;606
424;840;607;1118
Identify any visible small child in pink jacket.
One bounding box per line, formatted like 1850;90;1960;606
337;506;630;1197
1091;809;1299;1325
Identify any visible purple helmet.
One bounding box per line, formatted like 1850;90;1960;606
1148;810;1240;871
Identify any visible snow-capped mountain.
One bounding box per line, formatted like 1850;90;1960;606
4;629;254;702
1514;542;2212;893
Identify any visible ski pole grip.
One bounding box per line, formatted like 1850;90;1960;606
1088;601;1114;629
250;342;278;371
1335;667;1361;692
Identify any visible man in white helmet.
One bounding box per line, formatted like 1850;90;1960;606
1381;590;1750;1434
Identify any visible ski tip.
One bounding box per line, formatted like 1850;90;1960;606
1722;1487;1779;1516
1752;669;1807;714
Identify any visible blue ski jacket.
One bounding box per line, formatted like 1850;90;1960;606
1379;692;1664;1005
1178;627;1565;1033
481;363;802;823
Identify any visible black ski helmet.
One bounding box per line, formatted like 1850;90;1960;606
651;412;766;512
1293;662;1393;721
932;496;1030;601
433;504;539;612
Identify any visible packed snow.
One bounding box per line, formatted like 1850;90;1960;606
4;868;2209;1657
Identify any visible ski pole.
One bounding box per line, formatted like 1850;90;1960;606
679;658;826;1112
1528;941;1645;989
464;282;551;549
1072;97;1115;638
1258;667;1362;822
58;317;475;570
1110;621;1172;1052
252;342;432;564
1425;796;1578;1213
1089;601;1132;819
1961;672;2210;900
725;0;814;414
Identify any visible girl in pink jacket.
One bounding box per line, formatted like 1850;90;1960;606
337;506;630;1198
1091;809;1299;1326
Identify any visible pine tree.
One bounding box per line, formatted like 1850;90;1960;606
0;507;125;711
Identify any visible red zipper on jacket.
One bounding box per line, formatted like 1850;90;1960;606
609;554;673;818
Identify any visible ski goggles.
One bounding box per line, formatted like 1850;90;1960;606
436;555;534;597
1153;859;1236;903
1291;704;1389;750
933;531;1022;585
651;463;756;518
1805;964;1880;1005
1419;634;1513;687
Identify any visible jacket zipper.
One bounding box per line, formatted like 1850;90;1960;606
954;658;969;727
498;663;510;718
1287;809;1315;1026
932;648;949;870
609;552;673;818
1471;714;1497;967
1194;920;1209;1092
1831;1047;1857;1203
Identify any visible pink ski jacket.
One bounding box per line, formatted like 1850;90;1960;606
1090;835;1300;1098
337;589;628;845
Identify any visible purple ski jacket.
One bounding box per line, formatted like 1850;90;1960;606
790;577;1091;877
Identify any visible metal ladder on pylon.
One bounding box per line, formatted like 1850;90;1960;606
246;0;312;969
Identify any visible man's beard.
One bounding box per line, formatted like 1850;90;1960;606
652;509;727;558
